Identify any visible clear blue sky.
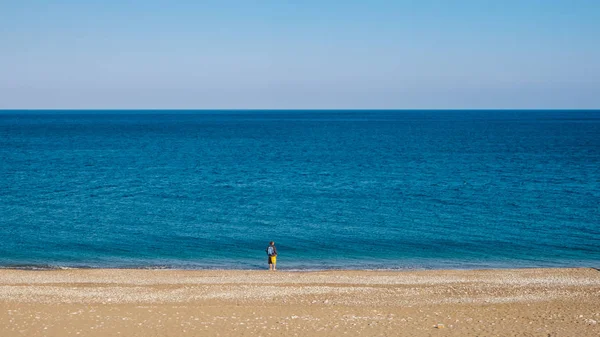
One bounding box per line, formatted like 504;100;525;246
1;0;599;109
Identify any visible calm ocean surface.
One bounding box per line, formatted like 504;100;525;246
0;110;599;270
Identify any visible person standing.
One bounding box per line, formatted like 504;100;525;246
266;241;277;271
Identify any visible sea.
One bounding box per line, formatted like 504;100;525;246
0;110;599;270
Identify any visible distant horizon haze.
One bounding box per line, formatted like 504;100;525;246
1;109;599;113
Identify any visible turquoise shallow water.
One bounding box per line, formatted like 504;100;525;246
0;110;599;270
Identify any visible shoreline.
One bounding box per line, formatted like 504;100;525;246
1;267;599;336
1;264;598;271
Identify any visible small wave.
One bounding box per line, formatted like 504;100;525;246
0;264;89;271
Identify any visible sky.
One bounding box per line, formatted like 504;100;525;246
1;0;599;109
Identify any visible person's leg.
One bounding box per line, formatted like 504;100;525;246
273;256;277;271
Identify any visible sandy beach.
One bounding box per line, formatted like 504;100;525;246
0;268;598;336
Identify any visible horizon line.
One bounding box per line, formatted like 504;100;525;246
1;108;599;112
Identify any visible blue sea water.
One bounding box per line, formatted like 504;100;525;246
0;110;599;270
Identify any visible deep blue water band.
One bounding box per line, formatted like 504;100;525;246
0;110;599;269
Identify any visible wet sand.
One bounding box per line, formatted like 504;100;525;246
0;268;598;336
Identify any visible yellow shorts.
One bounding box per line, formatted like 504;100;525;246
268;256;277;264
